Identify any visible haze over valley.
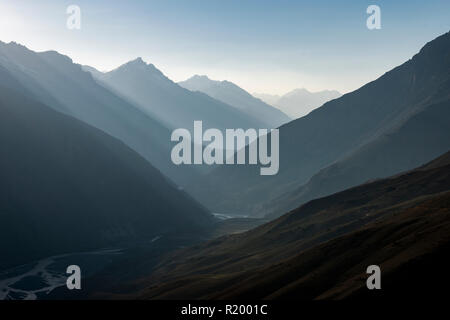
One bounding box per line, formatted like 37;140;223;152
1;0;449;302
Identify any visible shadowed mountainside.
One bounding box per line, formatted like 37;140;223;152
0;65;213;270
189;31;450;217
86;60;266;131
264;97;450;218
0;42;197;187
89;151;450;299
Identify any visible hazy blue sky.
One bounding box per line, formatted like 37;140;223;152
1;0;449;94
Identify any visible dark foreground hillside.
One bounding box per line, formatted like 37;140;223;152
94;150;450;299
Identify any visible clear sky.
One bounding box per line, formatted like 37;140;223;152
0;0;449;94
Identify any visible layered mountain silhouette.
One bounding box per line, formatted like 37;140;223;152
1;29;449;301
85;60;266;131
190;31;450;216
0;42;195;187
0;65;213;270
106;150;450;300
179;75;291;128
265;98;450;218
254;88;341;119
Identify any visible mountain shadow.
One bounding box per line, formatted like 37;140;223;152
0;42;196;187
108;150;450;300
0;65;213;270
190;31;450;217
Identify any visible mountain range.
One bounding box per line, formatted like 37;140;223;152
0;41;197;187
1;30;449;301
85;60;267;131
254;88;342;119
0;64;213;269
189;31;450;218
179;75;291;128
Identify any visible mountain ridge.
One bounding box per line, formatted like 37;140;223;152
188;31;450;217
86;59;267;132
0;64;213;269
179;75;291;128
254;87;342;119
87;150;450;299
0;40;199;187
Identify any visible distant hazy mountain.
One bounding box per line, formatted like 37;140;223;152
254;88;342;119
179;75;291;128
0;41;196;187
104;150;450;300
81;64;104;78
251;93;280;107
0;65;213;269
189;31;450;216
85;59;266;131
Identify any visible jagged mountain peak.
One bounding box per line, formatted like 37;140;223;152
127;56;146;66
38;50;74;65
112;57;164;77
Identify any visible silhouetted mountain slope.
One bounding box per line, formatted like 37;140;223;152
201;192;450;300
265;97;450;218
179;75;291;128
114;150;450;300
251;93;280;107
87;60;266;131
0;66;213;270
81;64;104;78
190;31;450;216
0;42;195;187
254;88;342;119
